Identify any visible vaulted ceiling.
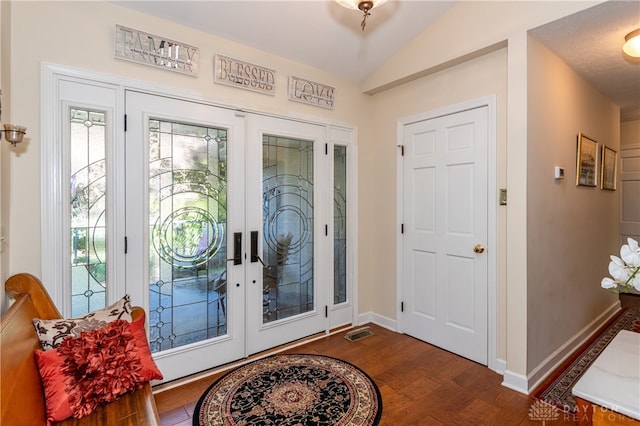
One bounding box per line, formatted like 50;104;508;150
116;1;640;121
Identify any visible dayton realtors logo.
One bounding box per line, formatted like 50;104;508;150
528;400;560;424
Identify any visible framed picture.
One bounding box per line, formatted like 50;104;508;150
576;133;598;187
600;145;617;190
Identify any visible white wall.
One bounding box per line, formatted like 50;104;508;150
527;35;619;374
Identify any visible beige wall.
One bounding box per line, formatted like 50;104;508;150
363;1;599;94
367;48;508;357
621;120;640;146
363;0;602;388
4;1;368;279
0;0;10;312
4;0;622;393
526;35;619;372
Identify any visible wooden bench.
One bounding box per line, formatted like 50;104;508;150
1;273;161;425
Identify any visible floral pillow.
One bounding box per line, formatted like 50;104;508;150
32;294;132;350
34;313;163;423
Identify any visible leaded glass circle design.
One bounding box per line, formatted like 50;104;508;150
263;175;313;262
152;206;223;269
69;108;108;317
147;119;228;352
262;136;314;323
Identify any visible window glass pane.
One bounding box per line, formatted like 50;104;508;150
262;135;314;323
334;145;347;304
70;108;107;317
148;120;228;352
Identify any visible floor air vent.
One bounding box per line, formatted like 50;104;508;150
344;326;373;342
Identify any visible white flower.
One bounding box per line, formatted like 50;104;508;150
608;256;630;281
601;238;640;294
620;238;640;268
631;274;640;292
601;277;617;289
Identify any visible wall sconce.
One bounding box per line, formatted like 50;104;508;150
0;90;27;147
2;124;27;146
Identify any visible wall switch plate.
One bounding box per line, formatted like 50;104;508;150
554;166;565;179
499;188;507;205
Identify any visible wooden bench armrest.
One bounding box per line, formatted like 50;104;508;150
1;273;161;426
6;273;62;320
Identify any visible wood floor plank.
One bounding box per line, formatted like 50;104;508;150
154;323;565;425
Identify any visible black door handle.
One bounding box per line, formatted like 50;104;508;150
251;231;259;263
227;232;242;265
251;231;269;268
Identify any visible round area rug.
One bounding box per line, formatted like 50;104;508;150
193;354;382;426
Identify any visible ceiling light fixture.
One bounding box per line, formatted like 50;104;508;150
336;0;388;31
623;28;640;58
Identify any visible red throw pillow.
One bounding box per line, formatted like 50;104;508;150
34;314;162;423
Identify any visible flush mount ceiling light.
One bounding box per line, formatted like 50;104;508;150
623;28;640;58
336;0;388;31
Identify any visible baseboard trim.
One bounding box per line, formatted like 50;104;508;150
525;301;621;394
502;370;529;394
501;301;621;395
358;311;397;331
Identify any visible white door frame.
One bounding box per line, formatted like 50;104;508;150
396;95;498;372
620;143;640;243
40;63;358;373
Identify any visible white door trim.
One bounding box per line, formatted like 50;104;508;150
620;143;640;243
396;95;498;372
41;62;358;353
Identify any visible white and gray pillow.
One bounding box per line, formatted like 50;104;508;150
32;294;133;351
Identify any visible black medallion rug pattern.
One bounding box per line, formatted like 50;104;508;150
533;307;640;414
193;354;382;426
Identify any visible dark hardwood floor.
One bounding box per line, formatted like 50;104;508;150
154;324;578;425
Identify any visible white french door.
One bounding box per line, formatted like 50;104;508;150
125;92;328;381
125;91;246;382
41;68;353;384
401;105;489;365
245;114;328;355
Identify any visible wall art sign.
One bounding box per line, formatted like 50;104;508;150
576;133;598;187
115;25;199;76
214;55;276;95
288;76;335;109
600;145;617;191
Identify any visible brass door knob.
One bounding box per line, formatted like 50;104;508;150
473;244;485;254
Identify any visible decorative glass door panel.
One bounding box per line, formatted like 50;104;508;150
47;74;354;384
246;114;327;355
126;91;245;383
126;93;344;379
147;119;228;352
262;135;314;323
70;108;108;317
334;145;348;305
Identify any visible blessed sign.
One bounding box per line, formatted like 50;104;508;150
115;25;199;75
214;55;276;95
288;76;335;109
